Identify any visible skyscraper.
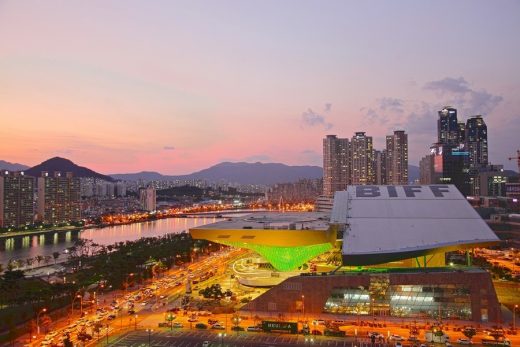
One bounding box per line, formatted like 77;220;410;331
437;106;459;145
374;150;387;185
37;171;81;224
385;130;408;185
139;186;156;211
419;154;434;184
351;132;374;185
323;135;350;196
465;115;488;168
0;171;35;228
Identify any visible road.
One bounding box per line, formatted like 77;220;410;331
106;329;371;347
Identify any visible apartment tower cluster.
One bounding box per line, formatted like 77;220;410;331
323;130;408;197
0;171;81;228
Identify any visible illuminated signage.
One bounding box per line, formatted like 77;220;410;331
355;185;452;198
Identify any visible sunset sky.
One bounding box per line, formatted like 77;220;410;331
1;0;519;174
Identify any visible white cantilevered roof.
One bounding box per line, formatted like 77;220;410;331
331;185;499;265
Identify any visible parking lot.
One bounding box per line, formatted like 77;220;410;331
107;329;374;347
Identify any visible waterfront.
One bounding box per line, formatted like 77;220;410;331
0;217;218;264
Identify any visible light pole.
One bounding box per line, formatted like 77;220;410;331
514;304;518;331
36;308;47;335
106;323;109;345
71;293;83;318
218;332;226;346
146;328;153;347
166;313;175;331
301;295;305;320
134;314;138;330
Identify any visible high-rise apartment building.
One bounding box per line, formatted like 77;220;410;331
385;130;408;185
323;135;350;196
465;115;488;168
0;171;35;228
37;172;81;224
374;150;387;185
437;106;459;145
139;186;156;211
419;154;434;184
351;132;374;185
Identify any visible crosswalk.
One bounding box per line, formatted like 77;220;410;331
107;329;379;347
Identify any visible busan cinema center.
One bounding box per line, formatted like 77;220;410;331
190;185;501;322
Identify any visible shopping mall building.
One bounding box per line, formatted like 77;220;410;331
190;185;501;322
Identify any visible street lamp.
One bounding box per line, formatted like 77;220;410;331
166;313;175;331
71;293;83;317
218;332;226;346
301;295;305;319
36;308;47;335
146;328;153;347
514;304;518;331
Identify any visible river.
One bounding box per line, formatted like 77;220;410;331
0;217;218;264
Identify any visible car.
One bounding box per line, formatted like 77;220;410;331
395;342;402;347
202;341;210;347
211;323;225;330
172;322;183;328
457;338;473;345
390;334;404;341
247;326;262;332
128;309;135;315
107;314;117;320
141;302;147;306
445;343;452;347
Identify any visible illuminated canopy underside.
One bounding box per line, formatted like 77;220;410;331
189;212;335;271
218;241;332;271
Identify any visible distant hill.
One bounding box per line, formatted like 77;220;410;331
25;157;115;181
409;165;420;184
110;171;166;181
0;160;29;172
111;162;323;185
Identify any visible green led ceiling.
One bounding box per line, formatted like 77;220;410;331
220;241;332;271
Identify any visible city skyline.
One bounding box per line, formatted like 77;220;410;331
1;1;519;174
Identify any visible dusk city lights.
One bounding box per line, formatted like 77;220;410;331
0;1;519;347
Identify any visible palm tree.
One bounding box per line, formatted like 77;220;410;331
35;255;44;267
52;252;60;264
26;257;35;269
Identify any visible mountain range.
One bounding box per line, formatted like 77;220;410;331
0;160;30;171
5;157;509;186
111;162;323;185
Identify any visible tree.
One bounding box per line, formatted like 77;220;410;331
40;314;52;333
35;255;44;267
44;255;52;265
25;257;35;269
52;252;60;264
463;327;476;341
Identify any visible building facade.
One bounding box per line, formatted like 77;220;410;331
139;186;156;211
437;106;459;145
465;115;488;169
323;135;350;196
0;171;35;228
385;130;408;185
37;171;81;224
351;132;374;185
